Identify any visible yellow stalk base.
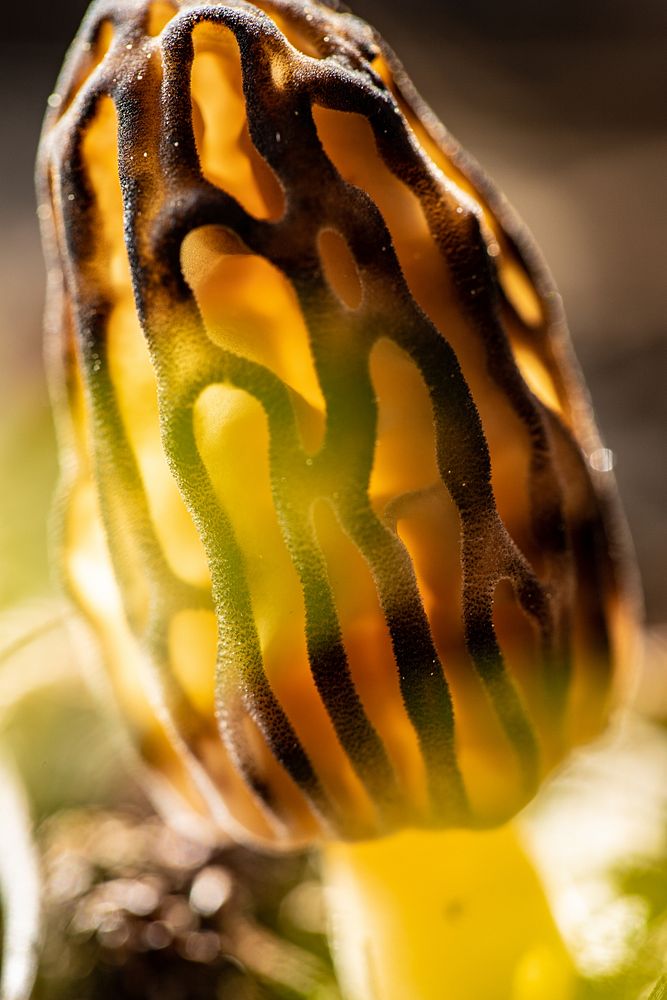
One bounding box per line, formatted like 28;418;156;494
323;824;574;1000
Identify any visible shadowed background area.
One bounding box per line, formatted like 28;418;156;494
0;0;665;622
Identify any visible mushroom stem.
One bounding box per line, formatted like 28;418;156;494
323;824;574;1000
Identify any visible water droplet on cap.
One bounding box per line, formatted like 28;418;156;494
589;447;615;473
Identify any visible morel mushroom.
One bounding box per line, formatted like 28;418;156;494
38;0;636;995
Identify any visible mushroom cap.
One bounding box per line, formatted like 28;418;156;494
38;0;637;847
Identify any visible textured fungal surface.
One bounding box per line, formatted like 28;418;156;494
39;0;634;846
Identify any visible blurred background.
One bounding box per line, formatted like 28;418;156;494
0;2;665;997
